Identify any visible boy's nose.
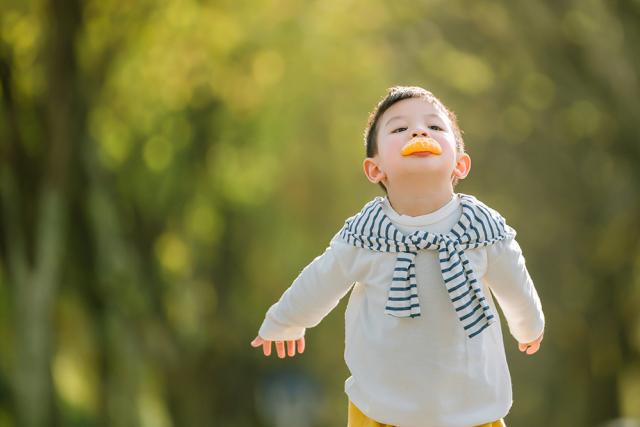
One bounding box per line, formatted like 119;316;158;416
411;129;429;138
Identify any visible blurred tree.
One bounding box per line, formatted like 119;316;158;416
1;0;84;425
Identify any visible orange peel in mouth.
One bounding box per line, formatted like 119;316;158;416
401;136;442;156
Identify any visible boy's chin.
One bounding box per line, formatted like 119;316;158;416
389;171;455;188
395;165;452;178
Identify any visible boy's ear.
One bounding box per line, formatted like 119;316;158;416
363;157;386;184
453;153;471;180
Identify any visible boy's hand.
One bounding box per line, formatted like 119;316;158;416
518;331;544;355
250;335;305;358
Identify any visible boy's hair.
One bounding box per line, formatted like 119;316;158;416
363;86;466;193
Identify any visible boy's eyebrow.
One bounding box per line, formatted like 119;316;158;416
384;113;443;128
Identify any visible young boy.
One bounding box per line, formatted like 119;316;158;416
251;86;545;427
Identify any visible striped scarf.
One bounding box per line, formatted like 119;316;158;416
338;193;516;339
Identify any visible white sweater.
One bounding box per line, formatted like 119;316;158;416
258;194;545;427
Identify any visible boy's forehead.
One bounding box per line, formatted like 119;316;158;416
382;97;449;124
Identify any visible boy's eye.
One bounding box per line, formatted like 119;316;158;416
393;125;443;133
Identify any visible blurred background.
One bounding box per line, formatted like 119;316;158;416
1;0;639;426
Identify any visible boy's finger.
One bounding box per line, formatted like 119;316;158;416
262;340;272;356
251;337;262;347
297;337;305;354
287;340;296;356
275;341;285;358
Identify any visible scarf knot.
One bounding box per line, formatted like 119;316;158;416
338;194;516;339
407;231;439;249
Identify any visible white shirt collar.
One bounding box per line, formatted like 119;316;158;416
381;194;460;227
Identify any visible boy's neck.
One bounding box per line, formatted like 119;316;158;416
386;186;455;217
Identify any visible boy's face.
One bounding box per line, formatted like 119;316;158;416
363;97;470;192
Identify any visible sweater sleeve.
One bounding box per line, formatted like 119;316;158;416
483;237;545;344
257;234;357;341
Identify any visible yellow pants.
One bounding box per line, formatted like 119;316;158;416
348;400;506;427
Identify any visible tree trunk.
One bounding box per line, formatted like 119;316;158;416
0;0;82;425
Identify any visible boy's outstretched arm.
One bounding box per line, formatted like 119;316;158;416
483;237;546;356
251;235;357;358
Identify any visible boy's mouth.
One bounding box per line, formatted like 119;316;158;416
401;136;442;156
